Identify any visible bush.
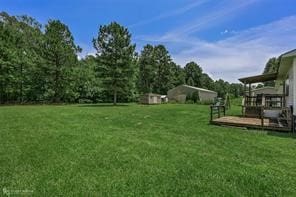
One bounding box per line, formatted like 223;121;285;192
186;91;200;104
185;100;194;104
192;91;200;103
186;93;192;102
168;100;179;104
78;99;93;104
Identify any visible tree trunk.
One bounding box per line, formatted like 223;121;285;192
0;64;3;104
113;90;117;105
53;55;60;103
20;62;23;103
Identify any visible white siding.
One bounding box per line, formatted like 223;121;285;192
287;66;293;107
293;58;296;115
199;91;217;101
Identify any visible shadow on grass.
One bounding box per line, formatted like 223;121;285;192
78;104;129;107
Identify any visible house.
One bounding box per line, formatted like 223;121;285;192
167;85;217;103
277;49;296;110
211;49;296;132
139;93;161;104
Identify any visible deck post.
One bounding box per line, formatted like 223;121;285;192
218;106;220;118
261;93;265;107
261;106;264;129
210;106;213;121
248;83;251;97
282;80;286;107
243;82;246;116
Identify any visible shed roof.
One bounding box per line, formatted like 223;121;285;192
180;85;217;94
142;93;161;96
238;73;278;84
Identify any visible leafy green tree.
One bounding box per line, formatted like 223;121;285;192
214;79;230;98
153;45;174;94
187;77;195;86
138;44;175;95
263;57;279;74
229;83;243;98
263;57;280;87
75;55;102;103
16;15;44;102
138;44;156;93
93;22;136;105
184;61;203;87
201;73;214;90
43;20;80;102
0;12;19;103
171;62;185;86
0;12;44;103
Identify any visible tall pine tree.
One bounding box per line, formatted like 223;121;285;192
43;20;80;102
93;22;136;105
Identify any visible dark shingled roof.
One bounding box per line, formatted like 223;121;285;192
238;73;278;84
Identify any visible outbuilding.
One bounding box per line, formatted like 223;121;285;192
167;85;217;103
139;93;161;104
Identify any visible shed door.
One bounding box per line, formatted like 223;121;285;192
153;96;157;103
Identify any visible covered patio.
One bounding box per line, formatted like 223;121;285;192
210;72;292;131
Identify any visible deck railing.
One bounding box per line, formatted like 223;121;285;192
245;96;261;106
245;94;284;108
210;105;226;121
264;95;283;108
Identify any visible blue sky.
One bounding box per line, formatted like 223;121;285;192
1;0;296;82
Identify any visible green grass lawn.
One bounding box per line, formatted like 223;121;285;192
0;103;296;196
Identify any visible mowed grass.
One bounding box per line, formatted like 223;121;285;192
0;104;296;196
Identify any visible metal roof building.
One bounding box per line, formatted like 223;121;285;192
167;85;217;103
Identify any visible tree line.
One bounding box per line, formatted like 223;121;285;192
0;12;244;105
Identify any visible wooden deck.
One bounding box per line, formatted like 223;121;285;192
211;116;291;132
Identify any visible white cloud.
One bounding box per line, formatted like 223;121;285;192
158;0;259;40
170;16;296;82
134;0;296;83
129;0;209;28
220;29;229;34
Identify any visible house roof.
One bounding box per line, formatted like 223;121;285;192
237;49;296;83
143;93;161;96
180;85;217;94
238;73;278;84
280;49;296;58
278;49;296;80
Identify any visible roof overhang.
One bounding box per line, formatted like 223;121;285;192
238;73;278;84
278;49;296;80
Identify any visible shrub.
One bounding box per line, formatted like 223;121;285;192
191;91;200;103
78;99;93;104
168;100;179;104
186;91;200;104
186;93;192;102
185;100;194;104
